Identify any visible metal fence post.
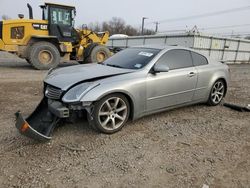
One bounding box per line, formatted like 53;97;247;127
221;39;226;61
209;37;213;56
235;40;240;63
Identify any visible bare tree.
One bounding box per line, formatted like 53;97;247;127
108;17;126;35
87;17;155;36
102;21;110;32
88;22;101;32
124;25;138;36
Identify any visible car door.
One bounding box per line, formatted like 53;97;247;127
190;51;211;101
146;49;198;112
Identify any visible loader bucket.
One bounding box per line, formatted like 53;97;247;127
15;98;59;141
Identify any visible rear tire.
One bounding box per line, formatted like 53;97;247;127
207;79;226;106
85;45;110;63
88;94;130;134
28;42;60;70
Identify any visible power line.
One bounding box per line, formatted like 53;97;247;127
211;31;250;35
147;5;250;25
157;29;187;33
200;23;250;31
157;30;250;37
158;23;250;34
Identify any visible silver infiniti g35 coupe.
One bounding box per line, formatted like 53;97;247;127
15;45;230;141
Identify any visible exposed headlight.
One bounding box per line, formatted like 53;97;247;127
62;82;99;103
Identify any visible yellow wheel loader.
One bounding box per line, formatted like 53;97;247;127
0;3;111;69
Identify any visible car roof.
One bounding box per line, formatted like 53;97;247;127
131;44;210;60
132;44;190;50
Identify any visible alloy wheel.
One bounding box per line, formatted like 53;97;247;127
98;97;128;131
211;81;225;104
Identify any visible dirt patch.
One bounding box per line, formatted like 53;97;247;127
0;61;249;188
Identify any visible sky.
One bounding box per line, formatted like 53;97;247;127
0;0;250;36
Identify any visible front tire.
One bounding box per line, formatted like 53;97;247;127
89;94;130;134
28;42;60;70
85;45;110;63
207;80;226;106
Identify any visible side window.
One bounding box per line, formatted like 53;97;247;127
191;52;208;66
156;49;193;70
50;7;72;26
51;10;58;24
11;26;24;39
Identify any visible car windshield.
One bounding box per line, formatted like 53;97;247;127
103;48;160;69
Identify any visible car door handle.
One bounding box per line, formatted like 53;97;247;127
188;72;195;77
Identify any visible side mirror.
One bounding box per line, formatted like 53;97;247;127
153;63;170;73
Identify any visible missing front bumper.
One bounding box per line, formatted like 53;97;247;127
15;97;91;141
15;98;59;141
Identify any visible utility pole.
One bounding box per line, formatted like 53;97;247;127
154;22;159;33
141;17;148;35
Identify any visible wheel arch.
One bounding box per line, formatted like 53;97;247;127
208;68;229;97
28;36;59;46
86;90;135;120
207;77;228;106
210;77;228;97
26;36;61;55
102;91;134;120
115;92;135;120
27;40;61;70
17;36;60;59
217;77;227;96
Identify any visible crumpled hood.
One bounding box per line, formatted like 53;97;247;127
44;63;135;90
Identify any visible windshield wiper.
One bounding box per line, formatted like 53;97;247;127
106;64;124;68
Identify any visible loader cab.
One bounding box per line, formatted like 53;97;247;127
41;3;77;42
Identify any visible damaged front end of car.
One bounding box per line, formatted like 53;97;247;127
14;63;135;141
15;83;95;141
15;98;60;141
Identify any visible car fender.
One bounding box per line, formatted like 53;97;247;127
206;68;229;98
80;80;146;119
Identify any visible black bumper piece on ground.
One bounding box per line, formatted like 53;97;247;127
15;98;59;141
223;102;250;112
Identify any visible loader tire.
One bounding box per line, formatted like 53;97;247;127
29;42;60;70
85;45;110;63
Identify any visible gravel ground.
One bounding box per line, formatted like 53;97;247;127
0;52;249;188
